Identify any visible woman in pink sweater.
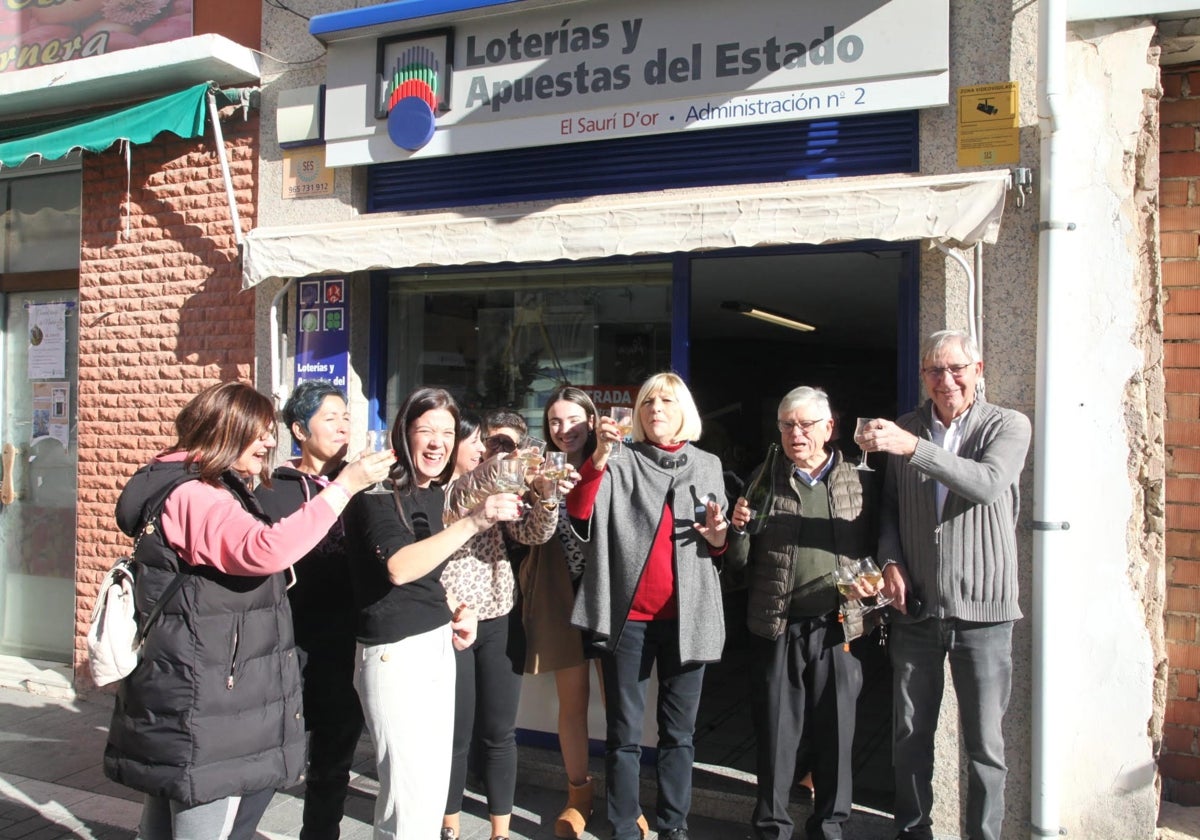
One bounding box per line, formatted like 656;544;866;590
104;381;395;840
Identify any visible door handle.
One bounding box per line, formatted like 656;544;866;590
1;443;17;504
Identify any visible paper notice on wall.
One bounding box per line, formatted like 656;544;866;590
27;302;66;379
32;382;69;448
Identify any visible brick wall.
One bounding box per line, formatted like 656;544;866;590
72;110;259;688
1163;65;1200;803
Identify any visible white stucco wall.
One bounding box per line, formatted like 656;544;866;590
1052;19;1161;840
254;0;366;422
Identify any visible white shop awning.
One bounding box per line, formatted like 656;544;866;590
241;169;1010;289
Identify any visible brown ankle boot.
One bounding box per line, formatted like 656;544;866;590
636;813;649;838
554;777;594;838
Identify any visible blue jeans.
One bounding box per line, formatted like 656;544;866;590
601;619;705;840
891;618;1013;840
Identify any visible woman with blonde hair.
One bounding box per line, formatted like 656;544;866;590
567;373;730;840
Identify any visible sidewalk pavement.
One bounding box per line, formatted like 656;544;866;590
3;657;1195;840
0;658;905;840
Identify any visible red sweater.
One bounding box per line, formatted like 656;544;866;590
568;442;726;621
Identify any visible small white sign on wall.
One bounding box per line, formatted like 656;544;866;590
282;147;335;199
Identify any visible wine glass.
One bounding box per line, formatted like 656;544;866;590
494;457;527;494
491;458;528;519
853;557;893;611
518;435;547;478
853;417;875;472
520;434;546;452
608;407;634;458
833;563;863;616
541;450;569;509
365;429;391;494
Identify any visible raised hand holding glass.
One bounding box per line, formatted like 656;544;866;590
608;407;634;458
853;417;875;472
853;557;893;611
365;430;392;494
541;450;569;509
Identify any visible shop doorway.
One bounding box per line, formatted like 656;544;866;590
686;244;915;811
0;163;81;663
378;245;916;808
0;288;79;661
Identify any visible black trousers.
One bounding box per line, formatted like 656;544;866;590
297;633;364;840
749;613;862;840
446;613;524;816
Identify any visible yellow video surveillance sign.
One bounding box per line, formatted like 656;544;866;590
957;81;1019;167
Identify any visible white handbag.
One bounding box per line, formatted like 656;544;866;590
87;555;188;687
89;471;198;686
86;559;139;687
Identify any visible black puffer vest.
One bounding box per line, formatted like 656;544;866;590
103;460;306;805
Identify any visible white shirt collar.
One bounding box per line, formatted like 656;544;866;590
793;450;834;487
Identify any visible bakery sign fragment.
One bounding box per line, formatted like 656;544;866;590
0;0;194;73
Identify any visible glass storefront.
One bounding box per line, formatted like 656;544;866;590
0;162;81;662
377;245;910;806
384;262;673;426
0;289;78;660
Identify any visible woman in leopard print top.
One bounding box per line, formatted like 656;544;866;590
438;411;558;840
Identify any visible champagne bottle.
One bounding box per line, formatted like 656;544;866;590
743;443;780;535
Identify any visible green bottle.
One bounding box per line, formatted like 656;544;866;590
744;443;780;535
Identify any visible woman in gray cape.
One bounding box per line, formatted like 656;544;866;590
566;372;729;840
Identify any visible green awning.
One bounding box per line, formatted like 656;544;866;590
0;82;236;169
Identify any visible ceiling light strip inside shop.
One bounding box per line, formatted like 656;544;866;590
241;169;1010;288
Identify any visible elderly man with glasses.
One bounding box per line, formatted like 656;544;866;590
857;329;1030;840
728;385;879;840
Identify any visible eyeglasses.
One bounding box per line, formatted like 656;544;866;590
777;418;829;433
484;435;517;454
921;363;975;379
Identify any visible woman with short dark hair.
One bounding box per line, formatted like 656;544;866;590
451;411;486;480
255;380;361;840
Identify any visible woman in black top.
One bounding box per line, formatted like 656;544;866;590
344;387;523;840
254;380;360;840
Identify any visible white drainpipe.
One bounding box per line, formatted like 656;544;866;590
1032;0;1072;837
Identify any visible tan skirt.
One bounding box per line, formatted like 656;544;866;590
519;538;586;675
